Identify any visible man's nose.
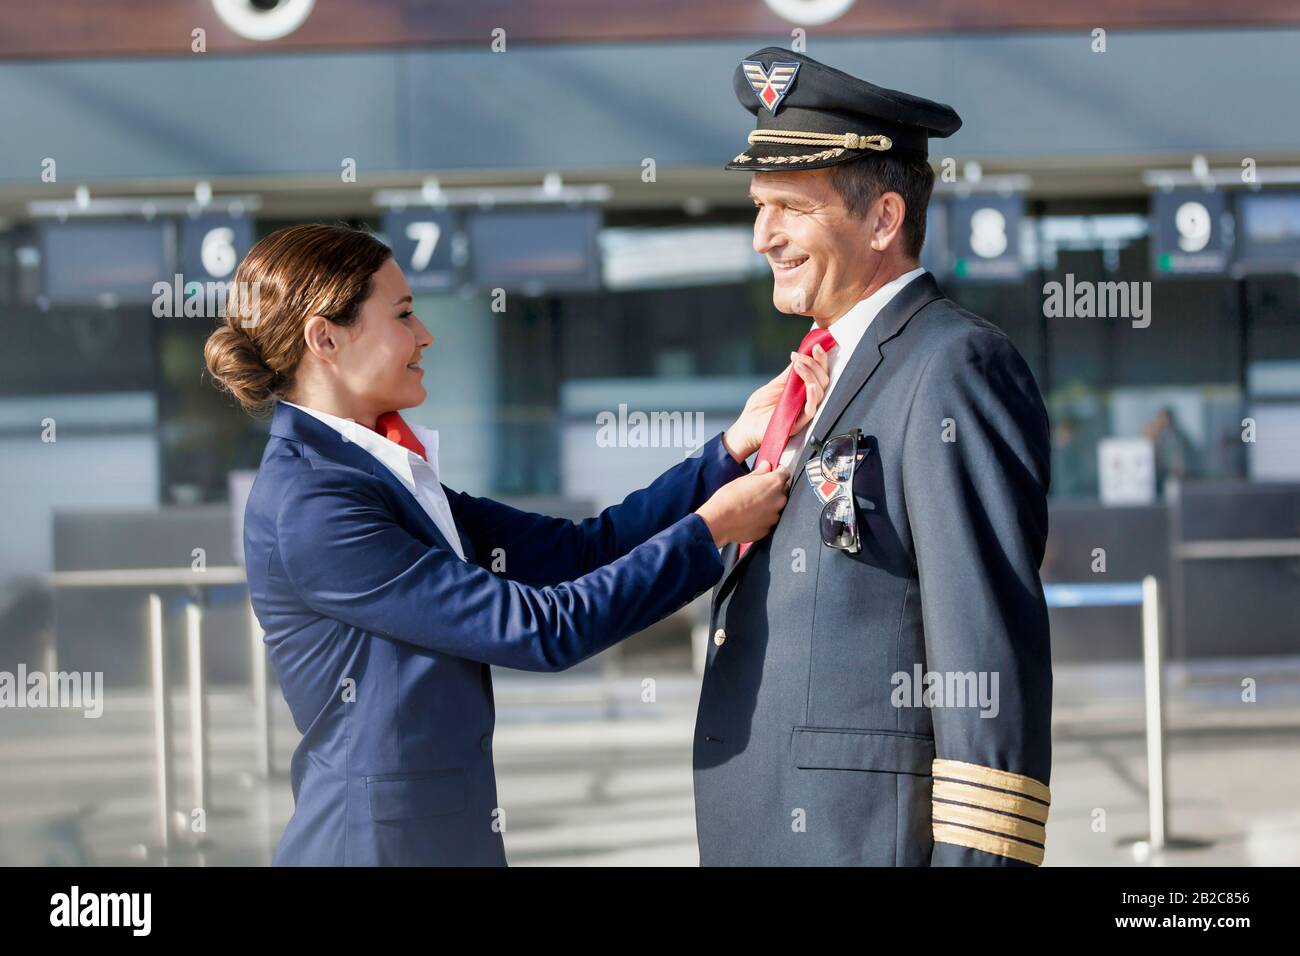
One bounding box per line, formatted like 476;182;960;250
753;209;780;255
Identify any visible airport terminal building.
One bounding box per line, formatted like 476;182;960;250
2;2;1299;676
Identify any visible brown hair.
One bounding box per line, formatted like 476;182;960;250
204;223;392;414
828;155;935;261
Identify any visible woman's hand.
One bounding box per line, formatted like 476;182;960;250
722;343;832;462
695;461;791;547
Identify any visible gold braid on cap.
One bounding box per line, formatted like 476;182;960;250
732;130;893;165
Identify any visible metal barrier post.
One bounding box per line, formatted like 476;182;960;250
48;566;262;855
1165;480;1186;664
147;593;174;851
1140;575;1167;853
1046;578;1208;858
248;598;272;778
38;624;57;674
185;597;210;830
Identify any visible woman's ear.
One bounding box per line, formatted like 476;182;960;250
302;315;339;364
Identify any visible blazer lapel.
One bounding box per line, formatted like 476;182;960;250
455;523;478;564
711;498;786;613
269;402;462;558
809;271;945;445
711;272;945;611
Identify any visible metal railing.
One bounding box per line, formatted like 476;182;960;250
46;566;269;856
43;561;1236;861
1045;577;1173;857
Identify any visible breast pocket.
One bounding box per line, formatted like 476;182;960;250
365;768;467;822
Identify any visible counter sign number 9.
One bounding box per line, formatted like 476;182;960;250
1174;201;1212;253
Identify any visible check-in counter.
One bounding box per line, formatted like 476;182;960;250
1044;481;1300;661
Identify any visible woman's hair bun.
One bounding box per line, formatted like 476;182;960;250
204;324;279;413
203;223;393;417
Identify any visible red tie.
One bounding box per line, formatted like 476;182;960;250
737;327;836;559
374;411;427;461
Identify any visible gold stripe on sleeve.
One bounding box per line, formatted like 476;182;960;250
932;777;1050;824
931;800;1047;845
932;822;1045;866
932;758;1051;804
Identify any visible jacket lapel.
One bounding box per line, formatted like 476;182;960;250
269;402;462;558
809;271;945;445
455;522;478;564
710;272;946;612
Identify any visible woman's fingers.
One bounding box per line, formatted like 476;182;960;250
804;377;823;417
782;345;831;426
790;351;830;395
809;344;831;387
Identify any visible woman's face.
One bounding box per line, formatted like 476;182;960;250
333;257;433;416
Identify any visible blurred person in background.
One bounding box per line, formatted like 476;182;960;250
1144;405;1198;495
203;223;829;865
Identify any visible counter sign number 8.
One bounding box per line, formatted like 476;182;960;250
970;207;1008;259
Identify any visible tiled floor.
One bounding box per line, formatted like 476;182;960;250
2;660;1298;866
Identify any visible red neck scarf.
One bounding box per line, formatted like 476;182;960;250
372;411;427;461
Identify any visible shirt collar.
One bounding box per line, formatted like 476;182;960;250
281;401;440;483
818;266;928;355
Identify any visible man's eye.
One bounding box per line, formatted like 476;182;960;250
399;310;414;319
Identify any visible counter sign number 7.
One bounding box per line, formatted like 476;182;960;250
405;221;442;271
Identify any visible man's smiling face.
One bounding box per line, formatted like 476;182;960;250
749;167;878;324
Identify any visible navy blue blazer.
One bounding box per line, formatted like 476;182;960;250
244;401;745;865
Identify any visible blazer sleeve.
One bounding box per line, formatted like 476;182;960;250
273;465;725;673
443;431;748;587
900;327;1054;867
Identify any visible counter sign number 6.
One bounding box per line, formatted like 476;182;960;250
201;226;238;278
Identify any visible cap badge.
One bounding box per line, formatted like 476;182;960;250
742;60;801;114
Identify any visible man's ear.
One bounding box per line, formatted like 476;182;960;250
868;191;908;253
302;315;339;364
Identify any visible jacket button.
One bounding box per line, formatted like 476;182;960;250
479;733;492;753
713;628;727;646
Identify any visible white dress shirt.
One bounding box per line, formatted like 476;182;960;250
282;400;466;561
776;266;927;471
